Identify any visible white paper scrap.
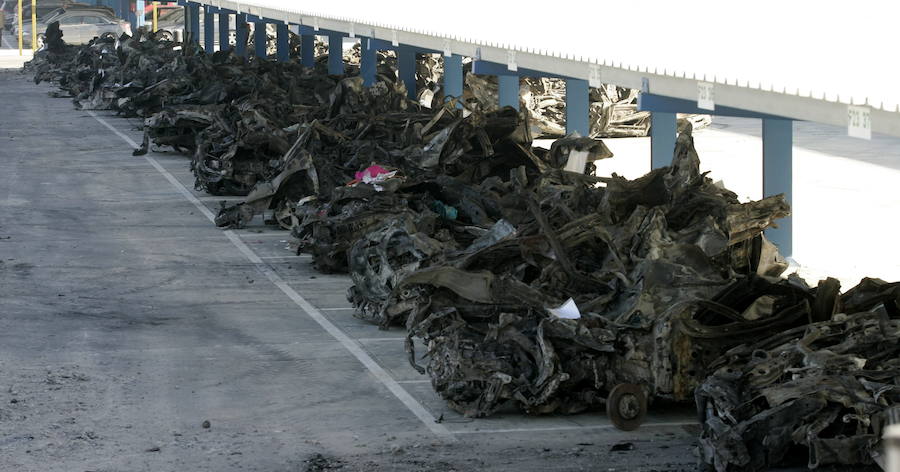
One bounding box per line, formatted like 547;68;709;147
548;298;581;320
564;149;590;174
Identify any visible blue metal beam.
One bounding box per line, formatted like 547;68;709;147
650;112;677;168
762;118;793;258
565;78;589;135
472;60;574;80
253;21;267;58
327;32;344;75
203;5;215;52
234;13;248;56
276;23;289;62
218;10;230;51
360;37;377;86
639;93;788;120
498;75;519;109
301;33;315;67
443;54;463;103
397;45;416;100
368;38;395;51
187;2;200;45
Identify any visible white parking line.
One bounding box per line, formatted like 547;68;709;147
451;422;698;435
88;111;455;442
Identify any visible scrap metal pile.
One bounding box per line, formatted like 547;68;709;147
26;26;899;472
465;73;711;138
696;277;900;471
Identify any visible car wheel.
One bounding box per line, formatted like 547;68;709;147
157;29;174;41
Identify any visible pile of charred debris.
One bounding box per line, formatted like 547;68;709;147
26;25;900;472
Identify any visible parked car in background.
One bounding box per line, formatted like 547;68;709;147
11;0;74;30
42;4;115;25
21;8;130;48
0;1;15;30
154;7;183;42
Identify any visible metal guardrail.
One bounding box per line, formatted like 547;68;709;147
191;0;898;138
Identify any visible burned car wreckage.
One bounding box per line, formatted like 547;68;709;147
26;23;900;471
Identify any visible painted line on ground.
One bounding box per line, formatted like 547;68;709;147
449;421;698;435
237;232;294;238
198;196;246;202
88;110;455;442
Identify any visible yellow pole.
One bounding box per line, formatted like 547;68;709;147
30;0;35;53
17;0;22;55
152;1;157;33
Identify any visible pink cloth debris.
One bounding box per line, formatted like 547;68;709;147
355;165;390;181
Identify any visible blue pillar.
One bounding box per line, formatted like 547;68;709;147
276;23;289;62
234;13;248;57
253;21;267;58
565;78;589;136
327;32;344;75
762;118;793;258
126;0;137;29
360;37;377;86
203;5;215;52
187;2;200;44
650;112;677;168
301;33;315;67
397;45;416;100
498;75;519;109
443;54;463;104
218;10;230;51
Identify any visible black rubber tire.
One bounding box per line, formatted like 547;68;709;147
606;383;648;431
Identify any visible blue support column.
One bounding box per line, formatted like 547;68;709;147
762;118;793;258
218;10;230;51
203;5;215;52
360;37;377;86
565;78;589;136
187;2;200;45
182;3;191;41
498;75;519;109
253;21;267;58
443;54;463;103
397;45;416;100
234;13;248;57
126;0;137;29
301;33;315;67
327;32;344;75
650;112;677;168
276;23;289;62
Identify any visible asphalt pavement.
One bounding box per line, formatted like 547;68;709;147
0;68;698;471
